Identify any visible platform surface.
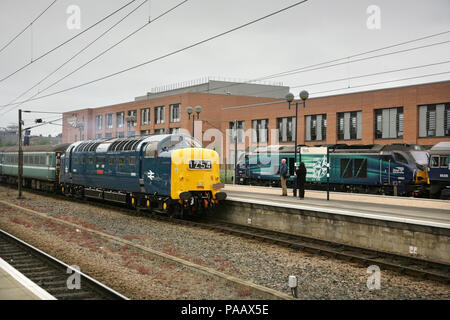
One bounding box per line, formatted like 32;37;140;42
0;258;55;300
223;184;450;228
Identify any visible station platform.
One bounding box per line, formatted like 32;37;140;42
223;184;450;229
0;258;55;300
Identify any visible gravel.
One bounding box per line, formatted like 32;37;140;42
1;186;449;300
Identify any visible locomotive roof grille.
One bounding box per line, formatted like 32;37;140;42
107;136;149;152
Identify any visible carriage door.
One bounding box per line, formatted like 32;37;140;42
381;155;391;185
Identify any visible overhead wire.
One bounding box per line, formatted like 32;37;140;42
0;0;58;55
0;0;138;83
1;0;149;110
0;0;310;113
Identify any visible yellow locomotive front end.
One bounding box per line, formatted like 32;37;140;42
171;147;226;215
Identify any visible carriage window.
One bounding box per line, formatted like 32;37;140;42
29;155;34;164
393;152;408;164
88;157;93;165
441;156;449;168
145;141;159;158
119;157;125;165
109;157;115;165
40;156;46;165
34;155;39;164
431;156;439;168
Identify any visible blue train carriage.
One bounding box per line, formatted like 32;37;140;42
60;134;226;217
428;141;450;199
302;144;429;196
0;144;69;191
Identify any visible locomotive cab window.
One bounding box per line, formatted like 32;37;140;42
393;152;408;164
160;136;183;152
145;141;159;158
431;156;439;168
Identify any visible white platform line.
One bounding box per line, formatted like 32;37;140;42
0;257;56;300
227;196;450;230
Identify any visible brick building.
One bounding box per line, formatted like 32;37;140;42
63;79;450;163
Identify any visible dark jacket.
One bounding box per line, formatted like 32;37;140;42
280;163;288;178
296;163;307;184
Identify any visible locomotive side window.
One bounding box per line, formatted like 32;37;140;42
81;156;85;165
88;157;93;165
74;157;78;165
129;156;136;166
109;157;115;165
430;156;439;168
119;157;125;165
145;141;158;158
441;156;449;168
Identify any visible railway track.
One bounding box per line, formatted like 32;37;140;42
187;219;450;283
0;228;128;300
4;184;450;285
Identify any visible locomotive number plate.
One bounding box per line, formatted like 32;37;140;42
189;160;212;170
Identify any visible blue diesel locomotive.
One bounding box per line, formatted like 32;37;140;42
0;134;226;217
236;144;429;196
428;141;450;199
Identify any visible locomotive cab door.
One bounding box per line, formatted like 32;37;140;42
381;155;392;185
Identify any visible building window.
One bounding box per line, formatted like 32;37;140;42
105;132;112;139
116;112;124;128
418;103;450;137
170;128;180;134
141;130;150;135
277;117;295;142
154;128;168;134
374;107;404;139
141;108;150;125
95;115;102;130
106;113;113;129
128;131;136;137
337;111;362;140
305;114;326;141
170;104;180;123
155;106;165;124
117;131;124;138
96;133;102;139
230;121;245;143
252;119;268;143
127;110;137;128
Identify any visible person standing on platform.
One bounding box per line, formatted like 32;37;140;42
280;158;288;196
296;161;307;199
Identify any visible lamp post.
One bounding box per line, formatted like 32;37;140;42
186;106;202;137
286;90;309;168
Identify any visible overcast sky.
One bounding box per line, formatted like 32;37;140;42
0;0;449;136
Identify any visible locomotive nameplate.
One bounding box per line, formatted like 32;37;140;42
189;160;212;170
